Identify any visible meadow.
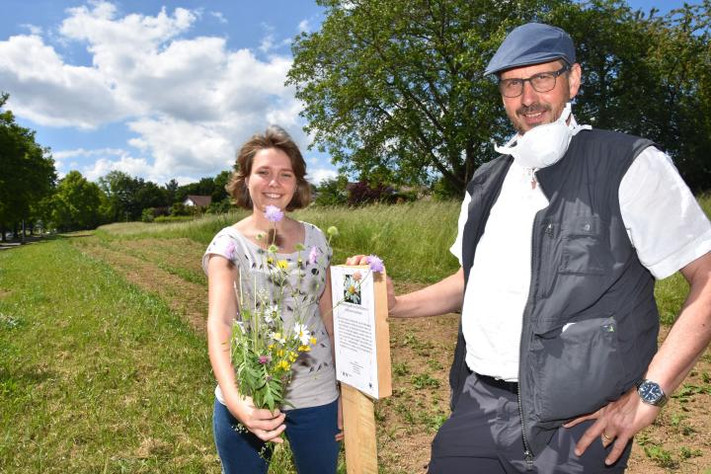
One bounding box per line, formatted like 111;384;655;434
1;198;710;473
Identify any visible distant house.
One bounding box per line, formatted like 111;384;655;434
183;195;212;208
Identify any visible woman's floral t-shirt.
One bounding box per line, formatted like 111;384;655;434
203;221;338;409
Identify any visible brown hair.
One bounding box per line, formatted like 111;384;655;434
226;125;312;211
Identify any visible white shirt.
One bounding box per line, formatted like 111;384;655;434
451;145;711;381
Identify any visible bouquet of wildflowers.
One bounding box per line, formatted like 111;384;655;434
229;206;339;412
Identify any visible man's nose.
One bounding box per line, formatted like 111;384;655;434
520;80;538;105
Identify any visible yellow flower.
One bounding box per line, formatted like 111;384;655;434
277;260;289;270
298;345;311;353
277;349;285;357
279;360;290;370
309;336;317;345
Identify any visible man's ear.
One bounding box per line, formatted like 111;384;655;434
568;63;582;100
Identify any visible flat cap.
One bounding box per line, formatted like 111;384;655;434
484;23;575;76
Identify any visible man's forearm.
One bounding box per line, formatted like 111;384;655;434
390;267;465;318
644;252;711;394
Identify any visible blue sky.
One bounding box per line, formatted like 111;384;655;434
0;1;694;186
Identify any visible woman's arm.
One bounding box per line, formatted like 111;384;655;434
206;255;286;443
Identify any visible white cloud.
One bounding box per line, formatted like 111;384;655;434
309;167;338;185
83;156;155;182
53;147;127;160
298;20;311;33
258;29;275;54
127;115;234;173
0;34;128;128
210;11;228;24
0;1;312;183
20;24;43;35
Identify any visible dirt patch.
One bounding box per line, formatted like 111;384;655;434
74;238;208;334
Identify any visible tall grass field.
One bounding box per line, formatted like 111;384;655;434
1;197;710;473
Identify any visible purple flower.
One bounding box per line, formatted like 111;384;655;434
367;255;384;273
258;355;271;364
264;205;284;223
308;246;320;265
224;241;236;260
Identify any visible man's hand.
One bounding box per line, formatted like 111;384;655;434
345;254;397;312
563;387;660;465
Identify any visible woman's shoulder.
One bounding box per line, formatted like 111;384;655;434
300;221;328;242
211;225;245;242
204;226;248;256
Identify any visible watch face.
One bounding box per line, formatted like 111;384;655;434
639;380;663;403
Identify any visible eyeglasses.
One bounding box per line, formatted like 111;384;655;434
498;64;571;98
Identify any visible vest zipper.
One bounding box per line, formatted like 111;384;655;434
519;180;547;471
517;384;535;470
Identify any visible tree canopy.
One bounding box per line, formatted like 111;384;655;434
0;93;57;237
51;171;105;231
289;0;711;195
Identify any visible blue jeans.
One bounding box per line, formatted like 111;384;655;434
213;398;340;474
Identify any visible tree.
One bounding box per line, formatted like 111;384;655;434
0;93;57;240
553;1;711;192
289;0;520;194
314;176;349;206
98;171;169;222
176;176;218;204
165;178;179;205
289;0;711;195
51;171;105;231
639;3;711;192
212;170;231;203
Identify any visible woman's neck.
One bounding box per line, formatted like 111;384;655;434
240;211;301;252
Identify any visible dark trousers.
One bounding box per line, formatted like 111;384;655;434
213;398;340;474
428;372;632;473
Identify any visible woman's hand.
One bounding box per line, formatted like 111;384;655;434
228;395;287;443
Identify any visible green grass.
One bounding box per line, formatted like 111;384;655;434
292;201;461;282
0;239;217;473
96;200;462;283
2;197;708;472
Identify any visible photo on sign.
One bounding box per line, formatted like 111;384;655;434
342;271;363;305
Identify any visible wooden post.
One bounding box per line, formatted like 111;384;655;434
332;266;392;474
342;383;377;474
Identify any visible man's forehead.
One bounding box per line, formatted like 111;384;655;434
498;60;563;79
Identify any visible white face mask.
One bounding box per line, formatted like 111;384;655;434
494;102;590;169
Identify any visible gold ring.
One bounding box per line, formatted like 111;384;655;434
601;432;612;441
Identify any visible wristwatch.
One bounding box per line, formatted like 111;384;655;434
636;379;668;407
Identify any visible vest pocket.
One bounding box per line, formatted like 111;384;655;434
530;315;624;422
559;215;612;275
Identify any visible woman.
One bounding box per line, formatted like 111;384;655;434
203;126;341;473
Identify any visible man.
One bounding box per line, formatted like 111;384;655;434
356;22;711;472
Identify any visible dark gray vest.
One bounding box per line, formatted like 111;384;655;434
452;129;658;456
